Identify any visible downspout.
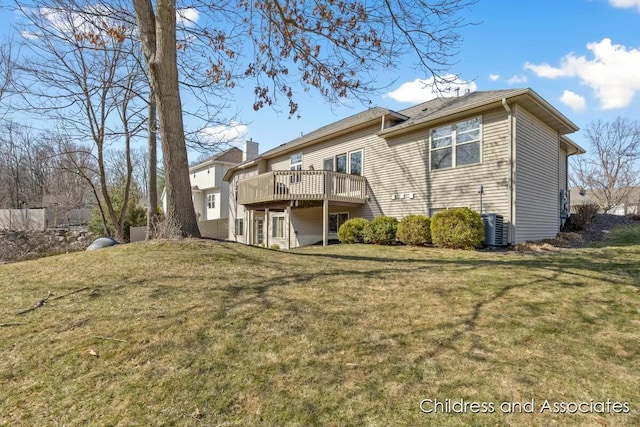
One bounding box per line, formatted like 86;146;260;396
502;98;515;245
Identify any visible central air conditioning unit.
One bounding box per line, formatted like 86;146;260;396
482;213;505;246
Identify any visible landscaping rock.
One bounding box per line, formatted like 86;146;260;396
567;214;637;247
0;229;93;263
86;237;119;251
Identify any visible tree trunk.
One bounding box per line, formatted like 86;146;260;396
133;0;200;237
146;87;159;238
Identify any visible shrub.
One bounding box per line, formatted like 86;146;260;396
627;213;640;221
89;180;147;241
430;208;484;250
568;203;599;231
363;215;398;245
397;214;431;246
269;244;281;250
338;218;369;244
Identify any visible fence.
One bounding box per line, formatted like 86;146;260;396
0;209;47;231
0;208;91;231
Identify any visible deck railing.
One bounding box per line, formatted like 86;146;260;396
237;170;367;205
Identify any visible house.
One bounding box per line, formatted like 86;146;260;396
569;186;640;215
162;144;257;238
223;88;585;248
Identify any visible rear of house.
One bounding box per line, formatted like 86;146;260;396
225;88;584;248
163;147;245;238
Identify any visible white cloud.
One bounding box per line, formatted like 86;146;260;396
38;6;135;40
560;90;587;112
177;8;199;27
383;75;477;103
507;74;528;85
199;122;249;144
525;38;640;109
489;74;500;81
609;0;640;11
20;30;40;40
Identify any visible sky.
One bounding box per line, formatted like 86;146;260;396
225;0;640;156
1;0;639;159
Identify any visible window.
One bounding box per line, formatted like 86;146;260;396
329;212;349;233
430;117;481;170
349;151;362;175
272;216;285;238
235;218;244;235
329;150;362;174
290;153;302;183
207;193;216;209
257;219;264;244
336;154;347;173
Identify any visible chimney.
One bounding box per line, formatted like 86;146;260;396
243;139;259;162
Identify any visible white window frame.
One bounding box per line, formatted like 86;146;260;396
349;150;363;176
323;157;334;171
329;212;349;233
207;193;216;209
430;116;481;170
272;215;285;238
235;218;244;235
290;153;303;183
325;149;363;175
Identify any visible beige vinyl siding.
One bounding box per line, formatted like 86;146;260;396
559;147;568;191
228;166;259;243
265;123;429;220
268;126;374;172
427;108;511;217
366;129;429;218
514;106;560;242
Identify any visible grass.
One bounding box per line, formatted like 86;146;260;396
0;227;639;426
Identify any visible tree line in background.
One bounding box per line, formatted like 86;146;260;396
0;120;154;234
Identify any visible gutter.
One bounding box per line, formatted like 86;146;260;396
502;98;515;245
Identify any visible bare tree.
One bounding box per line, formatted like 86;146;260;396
0;123;95;212
571;117;640;213
0;36;16;113
131;0;476;236
14;1;148;240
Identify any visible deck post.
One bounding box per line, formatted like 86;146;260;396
247;210;252;245
287;205;292;249
323;198;329;246
265;208;269;248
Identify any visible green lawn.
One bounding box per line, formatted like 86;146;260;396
1;228;639;426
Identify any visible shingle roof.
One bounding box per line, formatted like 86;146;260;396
257;106;394;159
227;88;579;175
397;89;519;123
191;147;243;170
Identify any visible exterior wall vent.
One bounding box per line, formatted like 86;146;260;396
482;213;505;246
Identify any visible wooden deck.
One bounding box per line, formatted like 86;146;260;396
237;170;367;206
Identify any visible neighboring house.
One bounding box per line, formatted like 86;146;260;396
223;88;585;248
162;144;257;238
570;186;640;215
